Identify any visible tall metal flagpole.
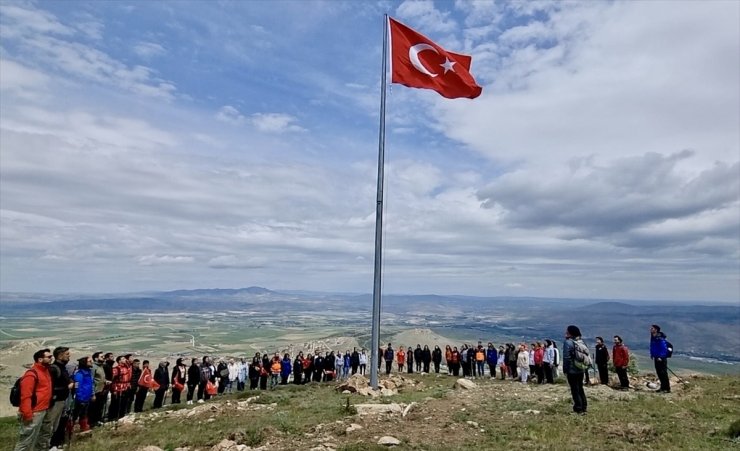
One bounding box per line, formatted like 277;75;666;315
370;15;388;390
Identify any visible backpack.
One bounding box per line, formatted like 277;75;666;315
10;369;38;408
665;340;674;358
572;339;592;371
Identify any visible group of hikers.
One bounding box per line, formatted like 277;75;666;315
12;324;673;450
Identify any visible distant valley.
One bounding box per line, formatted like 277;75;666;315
1;287;738;370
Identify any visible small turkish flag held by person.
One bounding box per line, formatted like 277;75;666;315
389;17;482;99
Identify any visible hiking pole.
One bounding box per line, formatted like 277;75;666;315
667;366;687;384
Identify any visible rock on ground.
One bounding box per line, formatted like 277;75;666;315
455;378;477;390
378;436;402;446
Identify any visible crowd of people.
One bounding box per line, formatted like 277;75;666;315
12;324;673;451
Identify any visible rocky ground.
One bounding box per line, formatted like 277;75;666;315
55;369;737;451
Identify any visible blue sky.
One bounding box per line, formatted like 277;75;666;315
1;0;738;302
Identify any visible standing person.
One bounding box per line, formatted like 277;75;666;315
13;349;53;451
152;360;169;408
358;349;368;375
460;345;470;378
198;356;213;401
248;357;261;390
302;353;313;383
88;352;108;427
432;345;443;374
534;342;545;384
517;344;530;383
46;346;73;451
396;347;405;373
444;345;453;375
293;353;303;385
422;345;432;373
650;325;671;393
134;360;151;412
350;348;360;375
564;325;588;415
128;359;142;413
186;359;199;404
226;359;239;394
259;355;270;390
343;350;351;380
406;346;414;374
72;356;94;432
313;353;324;383
552;342;560;379
467;345;477;378
612;336;630;390
270;354;281;388
108;355;132;421
238;358;248;391
528;343;536;383
324;351;336;382
507;344;518;380
594;337;610;385
171;358;186;404
486;343;497;379
281;353;292;385
216;360;229;395
497;346;506;380
474;345;485;378
333;351;344;380
543;340;555;384
384;343;394;375
414;345;423;373
449;346;461;377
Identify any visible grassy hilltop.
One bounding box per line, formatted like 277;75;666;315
2;373;738;451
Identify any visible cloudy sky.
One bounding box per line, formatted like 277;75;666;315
1;0;738;302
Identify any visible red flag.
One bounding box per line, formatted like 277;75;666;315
389;17;482;99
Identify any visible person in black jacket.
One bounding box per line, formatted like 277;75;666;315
383;344;394;375
413;345;423;372
313;354;324;382
406;346;414;374
248;357;261;390
47;346;73;450
432;346;442;373
128;359;142;413
594;337;610;385
293;353;303;385
152;360;169;408
350;348;360;375
422;345;432;373
186;359;199;404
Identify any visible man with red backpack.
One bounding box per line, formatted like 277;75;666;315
14;349;53;451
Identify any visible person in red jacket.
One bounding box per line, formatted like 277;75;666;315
107;355;132;421
612;335;630;390
14;349;53;451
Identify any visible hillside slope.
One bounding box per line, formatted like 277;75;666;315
3;372;737;451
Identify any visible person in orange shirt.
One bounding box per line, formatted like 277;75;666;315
396;348;406;373
14;349;53;451
269;354;281;389
445;345;453;375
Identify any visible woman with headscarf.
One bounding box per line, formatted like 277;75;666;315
171;358;186;404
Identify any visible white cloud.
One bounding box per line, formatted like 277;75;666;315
250;113;306;133
397;0;457;34
133;41;166;59
138;255;195;266
216;105;246;124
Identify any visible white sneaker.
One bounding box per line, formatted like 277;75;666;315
197;399;204;403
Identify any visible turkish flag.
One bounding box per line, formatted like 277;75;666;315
389;17;482;99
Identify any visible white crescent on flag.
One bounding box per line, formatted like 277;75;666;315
409;43;439;77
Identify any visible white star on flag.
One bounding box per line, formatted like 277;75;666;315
440;57;456;74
